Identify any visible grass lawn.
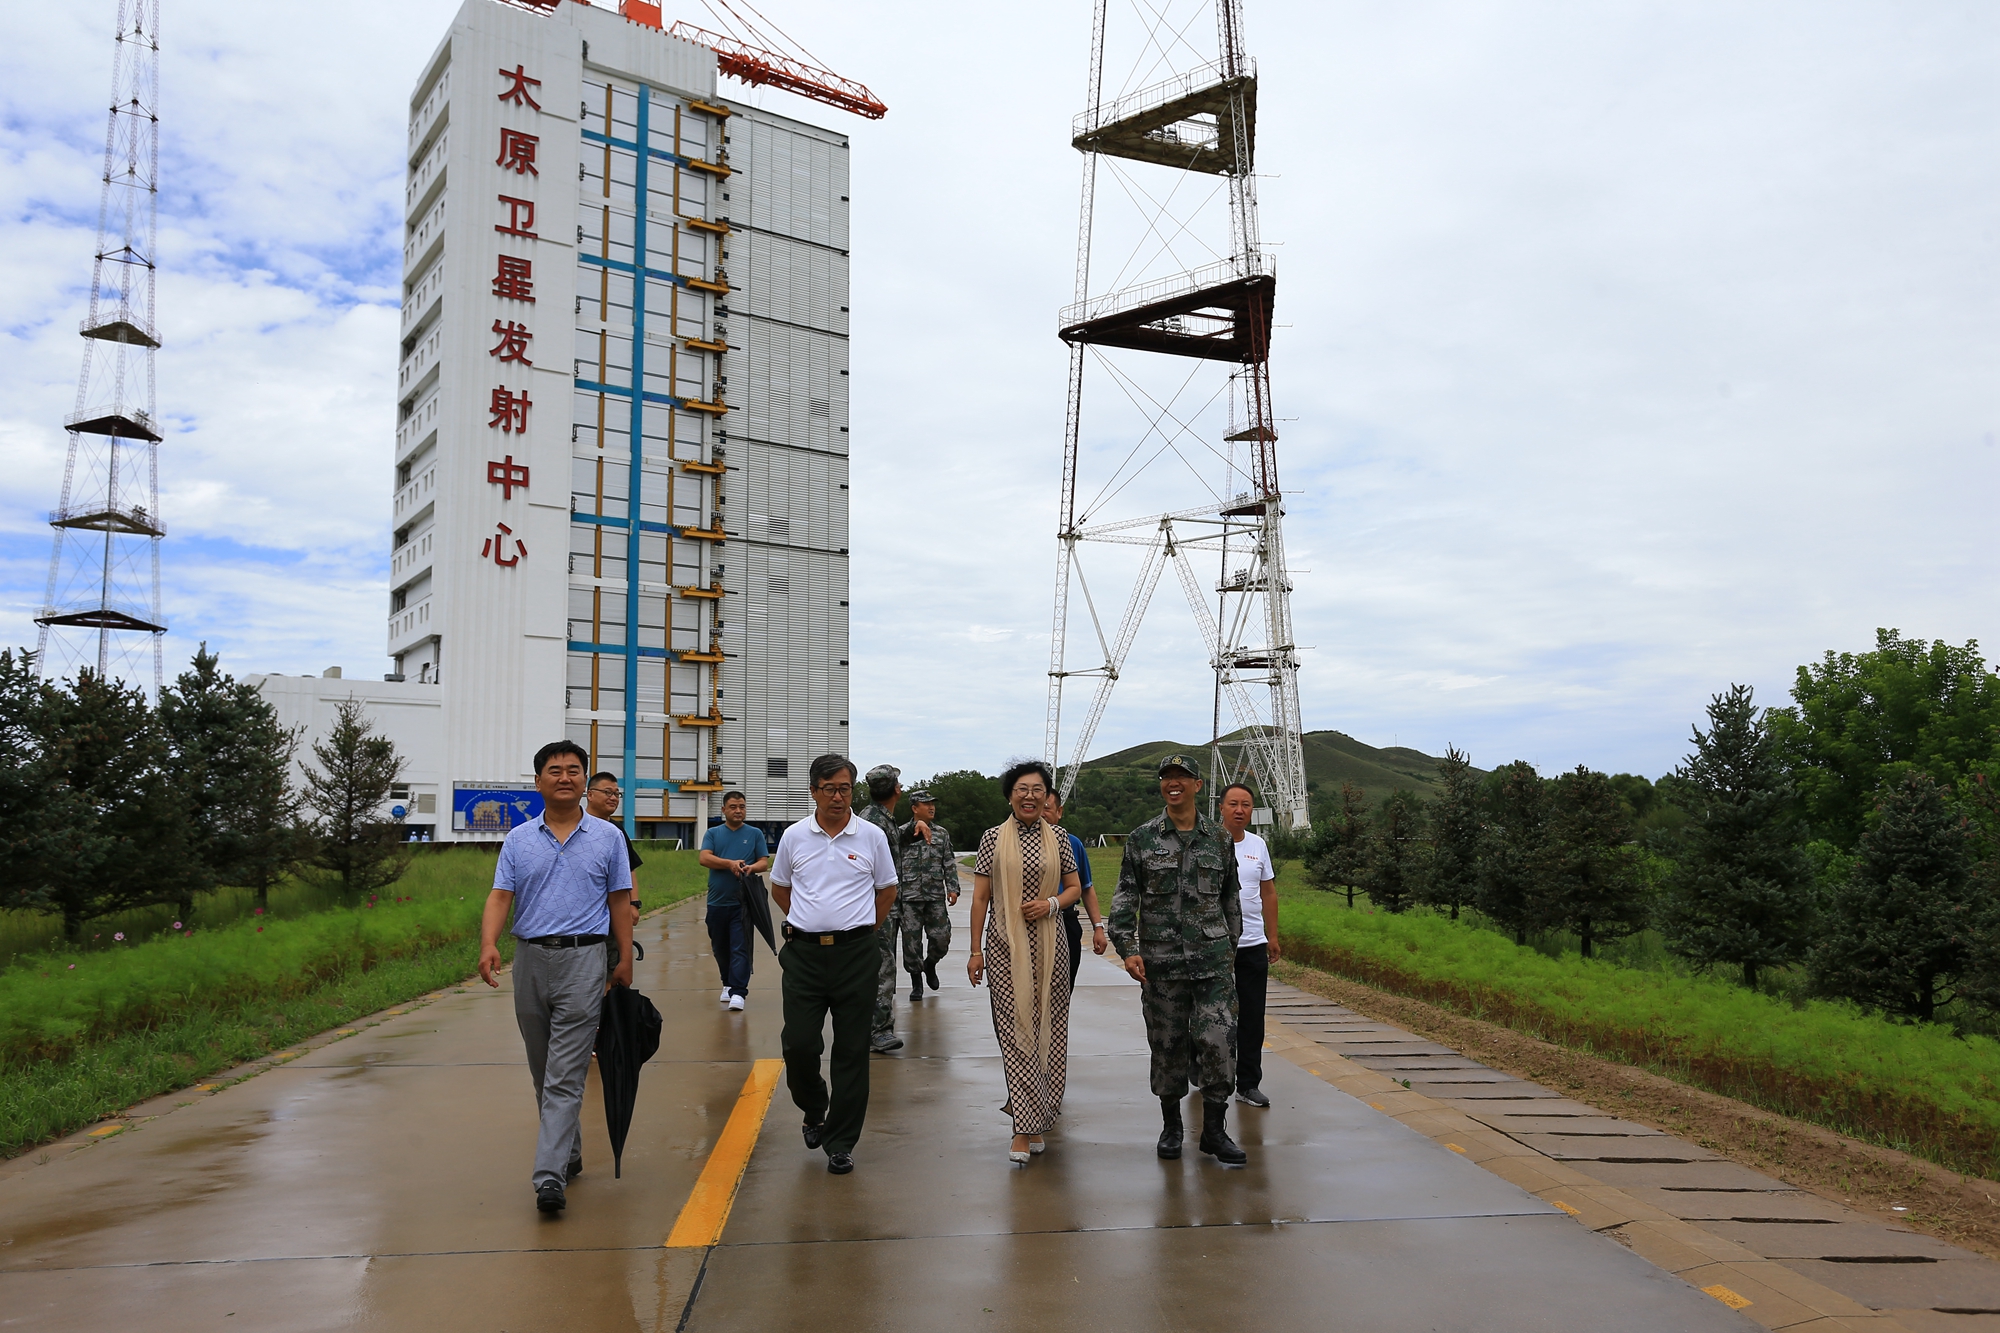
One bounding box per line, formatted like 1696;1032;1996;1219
1;846;710;1157
1270;865;2000;1179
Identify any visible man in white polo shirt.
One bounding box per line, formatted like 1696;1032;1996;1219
769;752;899;1175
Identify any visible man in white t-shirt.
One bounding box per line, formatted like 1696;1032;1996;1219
768;753;899;1176
1219;782;1280;1108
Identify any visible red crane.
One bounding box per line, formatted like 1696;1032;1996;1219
666;21;886;120
502;1;886;120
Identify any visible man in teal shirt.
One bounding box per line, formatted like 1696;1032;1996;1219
699;791;770;1010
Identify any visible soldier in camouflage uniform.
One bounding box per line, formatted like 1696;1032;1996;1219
1107;754;1247;1165
861;764;910;1053
894;789;958;999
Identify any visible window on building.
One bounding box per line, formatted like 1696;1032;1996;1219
767;758;789;779
391;785;411;801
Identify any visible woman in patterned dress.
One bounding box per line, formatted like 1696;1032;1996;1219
967;759;1084;1164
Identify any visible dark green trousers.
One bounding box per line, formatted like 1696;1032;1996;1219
779;929;878;1156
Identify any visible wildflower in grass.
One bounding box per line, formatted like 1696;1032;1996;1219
253;908;263;916
113;932;124;941
173;922;183;930
68;964;75;970
257;926;264;933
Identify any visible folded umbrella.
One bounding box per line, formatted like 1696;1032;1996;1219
594;983;662;1178
739;870;778;954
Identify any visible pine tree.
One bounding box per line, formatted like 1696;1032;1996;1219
1476;761;1549;943
302;698;409;900
1810;770;1990;1023
1420;746;1480;919
1658;684;1814;989
1541;766;1648;958
32;670;201;938
1305;781;1371;907
159;644;308;912
0;650;83;923
1362;789;1428;913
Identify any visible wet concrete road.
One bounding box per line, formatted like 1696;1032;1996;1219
0;894;1759;1332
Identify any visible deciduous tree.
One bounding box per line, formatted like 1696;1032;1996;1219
1767;630;2000;850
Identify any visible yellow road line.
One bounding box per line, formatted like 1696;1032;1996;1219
666;1058;782;1248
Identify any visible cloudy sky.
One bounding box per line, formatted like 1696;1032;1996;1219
2;0;1994;783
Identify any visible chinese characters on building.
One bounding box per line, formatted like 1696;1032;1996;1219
483;66;545;566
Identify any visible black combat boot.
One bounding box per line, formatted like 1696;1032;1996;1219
909;970;923;1002
1200;1099;1247;1164
1156;1097;1184;1160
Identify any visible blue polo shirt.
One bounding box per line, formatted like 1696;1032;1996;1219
494;812;630;938
1067;830;1092;891
703;822;770;906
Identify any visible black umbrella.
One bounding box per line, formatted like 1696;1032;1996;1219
595;984;662;1178
739;870;778;954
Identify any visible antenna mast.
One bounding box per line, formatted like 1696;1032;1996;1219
37;0;167;696
1045;0;1310;832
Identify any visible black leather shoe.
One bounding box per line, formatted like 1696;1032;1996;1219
1156;1097;1184;1160
1237;1086;1271;1109
826;1152;855;1175
1200;1099;1248;1164
565;1157;583;1180
536;1181;566;1213
802;1121;826;1150
924;961;940;991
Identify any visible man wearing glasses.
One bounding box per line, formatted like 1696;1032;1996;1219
768;754;899;1175
586;772;644;960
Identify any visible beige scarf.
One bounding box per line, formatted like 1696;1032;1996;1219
991;816;1062;1063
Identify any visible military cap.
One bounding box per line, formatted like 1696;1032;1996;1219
865;763;901;785
908;788;935;804
1156;753;1203;780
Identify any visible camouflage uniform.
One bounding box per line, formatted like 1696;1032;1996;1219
894;819;957;975
1108;808;1242;1102
860;801;903;1038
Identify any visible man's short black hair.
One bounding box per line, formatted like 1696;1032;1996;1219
721;790;747;805
588;771;619;788
809;753;858;788
1220;782;1256;804
999;758;1055;799
534;740;590;774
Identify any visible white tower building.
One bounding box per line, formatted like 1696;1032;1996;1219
282;0;853;843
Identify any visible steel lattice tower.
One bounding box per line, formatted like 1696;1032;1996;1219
37;0;167;696
1045;0;1310;831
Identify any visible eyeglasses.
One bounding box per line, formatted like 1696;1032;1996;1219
815;783;853;796
1013;785;1048;797
592;787;622;799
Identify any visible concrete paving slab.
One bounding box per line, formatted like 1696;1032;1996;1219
1506;1131;1723;1162
1893;1312;2000;1333
1776;1259;2000;1313
1580;1160;1804;1191
1477;1113;1670;1136
1705;1223;1966;1261
690;1216;1762;1333
1620;1188;1854;1223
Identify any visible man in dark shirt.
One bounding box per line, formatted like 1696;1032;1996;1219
699;790;770;1010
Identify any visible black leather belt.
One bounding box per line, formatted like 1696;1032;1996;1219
524;933;607;948
782;923;875;944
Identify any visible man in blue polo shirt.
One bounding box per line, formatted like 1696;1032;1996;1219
698;790;770;1010
478;739;634;1215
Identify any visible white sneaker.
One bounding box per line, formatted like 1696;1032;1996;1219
728;995;746;1011
719;988;731;1005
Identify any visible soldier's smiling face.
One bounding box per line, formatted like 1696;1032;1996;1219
913;800;936;820
1159;770;1200;811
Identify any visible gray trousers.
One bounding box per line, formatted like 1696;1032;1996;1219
513;941;606;1190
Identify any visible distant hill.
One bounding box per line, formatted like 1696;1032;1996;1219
1087;730;1475;807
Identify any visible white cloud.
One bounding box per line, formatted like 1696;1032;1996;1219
2;0;1994;786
